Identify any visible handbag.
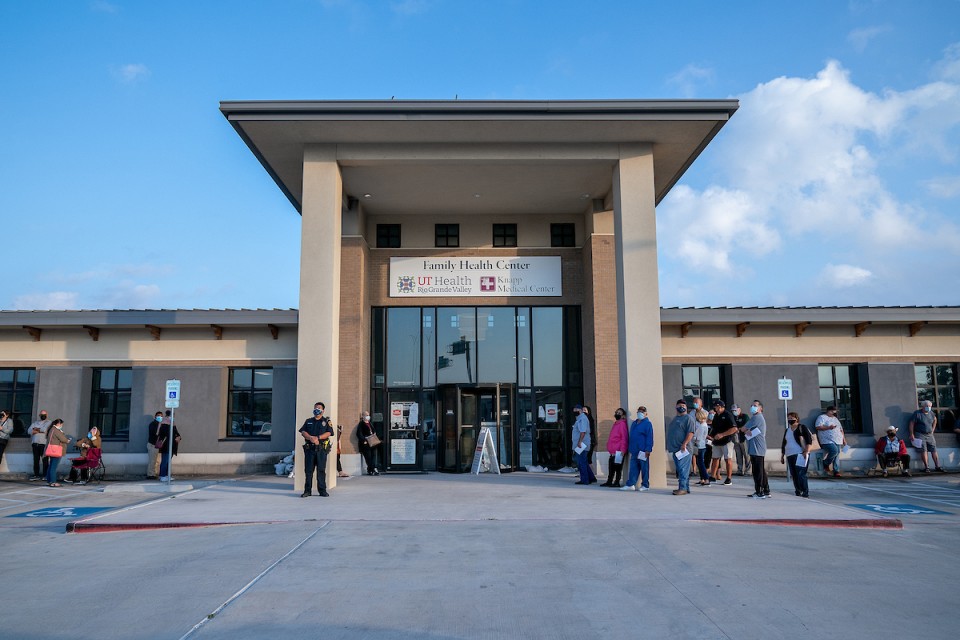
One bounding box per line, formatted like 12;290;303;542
44;443;64;458
365;433;382;447
155;437;167;450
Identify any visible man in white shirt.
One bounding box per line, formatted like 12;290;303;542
815;405;846;477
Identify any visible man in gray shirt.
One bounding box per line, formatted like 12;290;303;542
909;400;944;473
572;404;596;485
741;400;770;499
27;410;51;480
666;399;696;495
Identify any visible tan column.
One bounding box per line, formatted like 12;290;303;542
612;143;667;488
294;146;342;492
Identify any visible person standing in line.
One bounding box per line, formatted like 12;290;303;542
0;409;13;466
356;410;380;476
572;404;596;485
299;401;333;497
27;410;51;480
583;405;598;473
336;424;350;478
157;411;182;482
667;399;696;495
45;419;72;487
707;400;737;485
815;405;846;477
742;400;770;499
601;408;629;487
693;409;711;486
621;406;653;492
731;404;750;476
908;400;944;473
780;412;813;497
146;411;163;479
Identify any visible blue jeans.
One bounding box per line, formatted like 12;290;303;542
696;448;709;482
821;442;841;473
673;451;692;491
786;454;809;496
46;456;61;484
575;450;596;484
159;451;171;478
625;454;650;488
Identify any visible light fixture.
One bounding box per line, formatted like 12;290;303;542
580;193;591;199
363;193;372;199
473;193;481;198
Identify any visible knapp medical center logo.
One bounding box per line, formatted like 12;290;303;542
390;257;562;298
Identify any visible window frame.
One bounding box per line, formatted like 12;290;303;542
227;367;274;438
550;223;575;248
434;224;460;248
818;364;862;434
0;367;36;438
89;368;133;440
915;363;958;432
492;223;517;247
376;223;401;248
680;365;727;409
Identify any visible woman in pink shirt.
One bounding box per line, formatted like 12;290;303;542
601;408;630;487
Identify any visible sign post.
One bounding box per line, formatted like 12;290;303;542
778;377;792;441
164;380;181;483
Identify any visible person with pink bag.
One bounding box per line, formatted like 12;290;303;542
44;419;72;487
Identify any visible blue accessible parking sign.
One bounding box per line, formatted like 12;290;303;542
8;506;112;518
847;503;951;515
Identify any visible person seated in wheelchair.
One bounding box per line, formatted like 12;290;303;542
874;426;911;477
67;426;103;484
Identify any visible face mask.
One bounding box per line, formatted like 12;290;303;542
637;412;645;420
614;412;623;420
749;406;759;415
40;415;47;420
156;416;162;422
922;407;931;413
364;416;370;422
677;406;686;414
708;412;715;420
87;432;93;438
313;409;322;416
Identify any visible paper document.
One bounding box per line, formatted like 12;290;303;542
841;444;851;455
744;427;761;441
795;454;808;468
911;438;923;449
574;443;586;455
674;449;691;460
614;451;623;464
637;451;647;461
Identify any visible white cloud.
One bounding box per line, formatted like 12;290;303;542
667;64;715;98
113;63;150;83
93;282;161;309
390;0;431;15
847;25;891;52
13;291;80;310
924;175;960;198
819;264;873;288
934;42;960;82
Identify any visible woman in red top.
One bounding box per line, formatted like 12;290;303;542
601;408;629;487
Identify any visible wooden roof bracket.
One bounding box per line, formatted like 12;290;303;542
854;321;871;337
146;325;162;340
680;322;692;338
736;322;750;338
909;321;927;337
24;326;42;342
795;322;811;337
211;324;223;340
83;325;100;341
268;324;279;340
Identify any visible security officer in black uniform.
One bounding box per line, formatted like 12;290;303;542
300;401;334;497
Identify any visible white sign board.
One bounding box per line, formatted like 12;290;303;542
471;426;501;475
390;257;562;297
544;404;558;423
390;438;417;465
165;379;181;408
777;378;793;401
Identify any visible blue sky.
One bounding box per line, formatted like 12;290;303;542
1;0;958;310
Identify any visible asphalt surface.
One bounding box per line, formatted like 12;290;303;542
1;470;957;639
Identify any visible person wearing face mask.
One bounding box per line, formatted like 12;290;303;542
67;426;102;484
357;410;380;476
583;405;598;472
156;411;182;482
730;404;750;477
27;410;52;480
299;402;334;497
909;400;944;473
707;400;737;485
0;409;13;466
622;406;654;491
815;405;846;477
780;412;813;497
571;404;596;485
741;400;769;498
601;408;629;487
45;419;72;487
146;411;163;479
666;400;696;495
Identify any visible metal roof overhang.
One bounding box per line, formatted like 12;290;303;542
219;100;739;215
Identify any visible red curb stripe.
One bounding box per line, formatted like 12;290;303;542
66;521;273;533
695;518;902;529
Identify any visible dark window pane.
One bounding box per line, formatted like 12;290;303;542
936;365;955;387
97;392;115;413
0;370;13;389
115;393;131;416
938;387;957;410
550;223;575;247
492;224;517;247
116;369;133;389
231;391;251;413
422;308;436;388
253;392;272;414
254;369;273;390
232;369;252;389
435;224;460;248
437;308;476;385
377;224;401;248
16;369;36;386
917;388;935;404
99;369;116;390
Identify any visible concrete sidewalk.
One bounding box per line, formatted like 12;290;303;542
71;471;892;531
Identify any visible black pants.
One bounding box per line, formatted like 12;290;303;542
750;455;769;495
360;446;377;474
32;443;50;477
0;439;7;465
606;455;623;485
303;446;328;493
877;452;910;471
786;454;809;497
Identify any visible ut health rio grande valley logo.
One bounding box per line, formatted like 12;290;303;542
396;276;416;294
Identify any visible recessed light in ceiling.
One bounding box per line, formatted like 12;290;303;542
363;194;372;199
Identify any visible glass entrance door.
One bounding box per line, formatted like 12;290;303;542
438;384;515;473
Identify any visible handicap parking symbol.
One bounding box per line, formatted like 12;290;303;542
847;503;950;515
8;506;111;518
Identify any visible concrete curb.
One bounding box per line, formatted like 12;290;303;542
696;518;903;529
65;520;285;534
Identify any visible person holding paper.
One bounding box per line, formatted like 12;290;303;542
780;412;813;497
693;409;711;486
707;400;737;485
815;405;846;477
908;400;944;473
666;400;696;495
571;404;596;485
601;408;629;487
741;400;770;499
622;405;654;492
875;426;911;477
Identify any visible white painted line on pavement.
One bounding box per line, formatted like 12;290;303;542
857;483;960;510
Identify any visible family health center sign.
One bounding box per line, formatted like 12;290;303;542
390;257;562;297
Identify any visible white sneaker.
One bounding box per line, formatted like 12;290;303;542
619;485;637;491
159;476;170;482
638;486;649;492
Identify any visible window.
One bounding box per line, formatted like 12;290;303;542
492;223;517;247
0;368;36;437
682;365;725;408
818;364;862;433
550;223;575;247
435;224;459;248
90;368;132;439
376;224;401;248
915;364;958;432
228;368;273;437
